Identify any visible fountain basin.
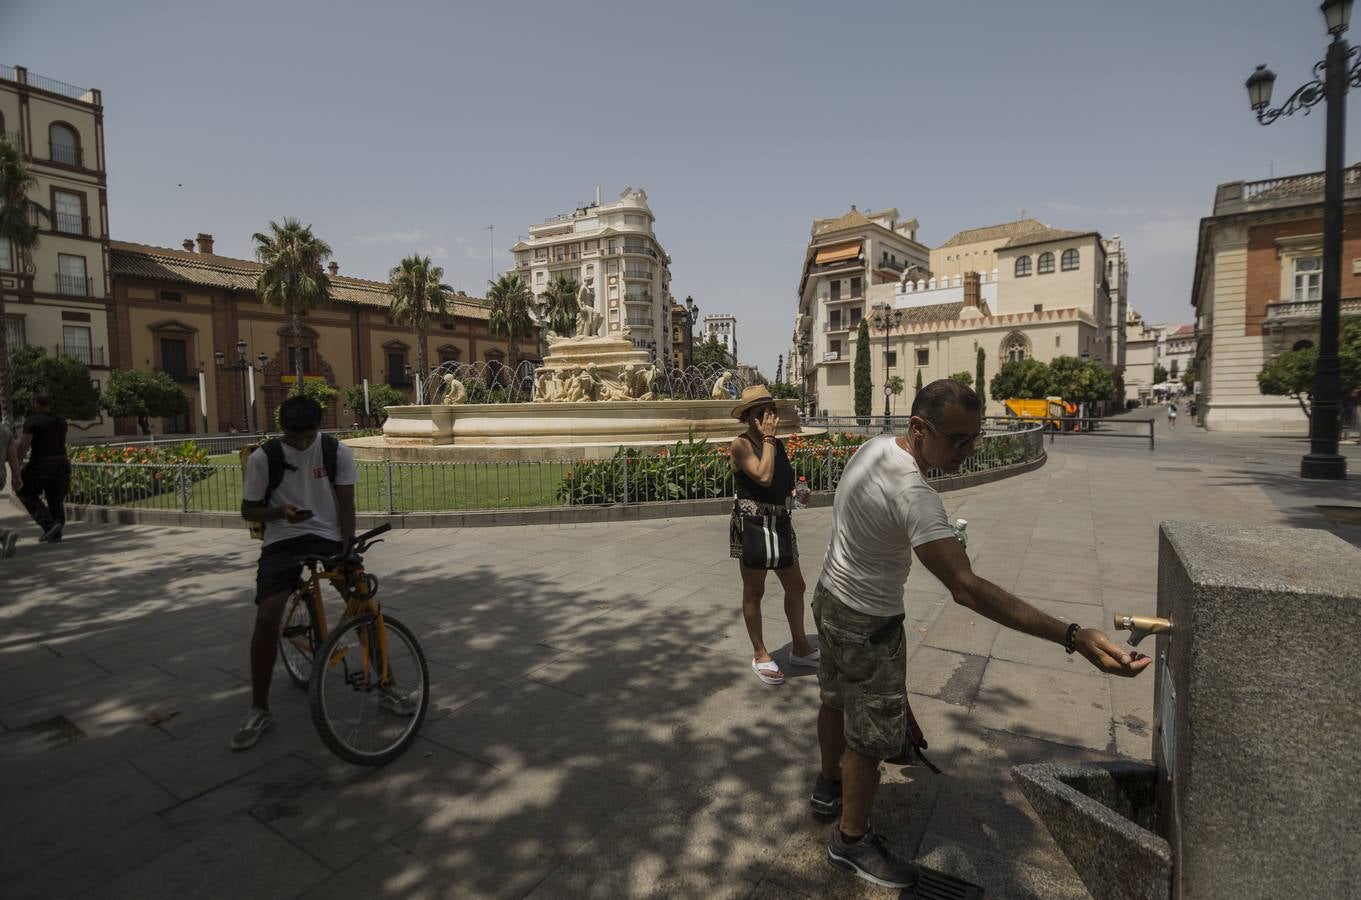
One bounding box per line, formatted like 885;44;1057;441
1011;761;1171;900
351;399;824;461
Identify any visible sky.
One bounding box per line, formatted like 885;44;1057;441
5;0;1348;376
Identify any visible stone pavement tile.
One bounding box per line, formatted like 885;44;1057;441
296;843;447;900
989;626;1100;674
418;620;575;683
1101;589;1158;621
421;658;506;724
394;746;640;899
81;617;240;677
1107;668;1156;762
526;733;809;900
907;647;989;709
921;601;999;657
256;736;495;871
0;659;186;731
968;659;1113;752
3;651;111;706
88;814;333;900
2;758;179;882
916;837;1091;900
0;640;60;674
1;812;185;899
159;752;324;837
523;641;748;707
124;690;322;800
1014;570;1102;604
421;679;693;791
761;770;945;900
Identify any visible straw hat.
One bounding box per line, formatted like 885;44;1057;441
731;385;777;420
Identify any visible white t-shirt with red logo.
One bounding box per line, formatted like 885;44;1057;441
242;437;358;547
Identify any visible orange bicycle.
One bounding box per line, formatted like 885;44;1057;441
278;523;429;765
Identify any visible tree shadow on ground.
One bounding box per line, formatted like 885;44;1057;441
0;517;1124;900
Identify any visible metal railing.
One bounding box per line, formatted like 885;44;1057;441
70;429;364;454
56;343;105;366
53;212;88;235
55;273;91;296
26;72;93;101
50;144;83;167
63;430;1045;516
806;414;1154;449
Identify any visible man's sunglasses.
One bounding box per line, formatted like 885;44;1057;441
920;417;984;450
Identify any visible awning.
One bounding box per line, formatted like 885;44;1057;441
814;242;862;265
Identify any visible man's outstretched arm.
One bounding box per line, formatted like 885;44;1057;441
914;536;1151;677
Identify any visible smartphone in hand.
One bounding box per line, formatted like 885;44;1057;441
295;508;314;519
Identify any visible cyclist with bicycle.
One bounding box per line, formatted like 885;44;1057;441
232;395;357;751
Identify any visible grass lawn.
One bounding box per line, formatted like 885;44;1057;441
126;458;573;513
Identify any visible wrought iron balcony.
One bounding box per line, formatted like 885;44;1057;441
54;212;88;235
56;343;105;366
55;273;91;296
50;144;83;167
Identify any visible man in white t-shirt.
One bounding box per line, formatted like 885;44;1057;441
811;379;1151;890
232;395;358;750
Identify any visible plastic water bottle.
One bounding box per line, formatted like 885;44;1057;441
952;518;968;548
794;476;811;509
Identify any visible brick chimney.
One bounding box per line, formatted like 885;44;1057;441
327;261;339;276
963;271;981;308
196;233;214;254
182;238;194;251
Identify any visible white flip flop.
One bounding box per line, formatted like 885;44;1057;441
752;658;784;685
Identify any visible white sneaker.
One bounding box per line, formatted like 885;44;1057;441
229;707;273;750
789;648;821;667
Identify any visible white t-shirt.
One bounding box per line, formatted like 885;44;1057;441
242;437;359;547
819;434;956;617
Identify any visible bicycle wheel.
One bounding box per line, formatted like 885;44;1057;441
309;613;429;766
279;588;318;689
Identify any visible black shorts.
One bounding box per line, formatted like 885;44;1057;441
254;536;342;605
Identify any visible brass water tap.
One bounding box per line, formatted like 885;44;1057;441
1112;614;1173;647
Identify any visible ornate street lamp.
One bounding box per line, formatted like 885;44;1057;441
1246;0;1358;478
869;302;903;424
214;339;252;432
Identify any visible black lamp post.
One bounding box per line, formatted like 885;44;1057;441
869;303;903;422
214;338;252;433
683;295;699;368
1247;0;1356;479
255;353;268;432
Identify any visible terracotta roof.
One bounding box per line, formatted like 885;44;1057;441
1170;324;1196;336
901;302;965;325
109;241;491;319
936;219;1051;249
1002;227;1096;250
813;208;873;236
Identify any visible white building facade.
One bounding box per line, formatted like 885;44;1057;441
511;187;673;361
701;313;737;364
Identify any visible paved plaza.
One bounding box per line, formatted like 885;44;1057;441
3;421;1360;899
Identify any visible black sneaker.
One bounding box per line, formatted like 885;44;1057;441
810;774;842;815
826;826;918;890
39;522;63;543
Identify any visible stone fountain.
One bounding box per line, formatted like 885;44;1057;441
348;304;819;461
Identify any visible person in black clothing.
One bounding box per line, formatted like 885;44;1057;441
729;385;819;685
16;393;70;543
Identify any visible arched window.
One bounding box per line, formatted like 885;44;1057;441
49;123;81;166
1014;256;1032;277
1061;249;1080;271
1037;252;1055;275
1002;332;1030;363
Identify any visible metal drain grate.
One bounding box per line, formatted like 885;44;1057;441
912;866;985;898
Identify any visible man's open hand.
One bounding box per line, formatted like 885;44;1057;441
1075;628;1152;677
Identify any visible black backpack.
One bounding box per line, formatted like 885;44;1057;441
242;434;339;539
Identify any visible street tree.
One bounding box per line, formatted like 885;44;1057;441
949;371;973;386
344;382;405;427
273;379;339;429
487;273;534;368
1048;356;1116;405
695;334;730;367
976;347;986;414
101;369;189;435
854;319;871;417
1154;363;1168;385
7;345;100;420
888;375;905;415
388;255;451;403
0;138;49;422
253;219;333;396
990;359;1053;400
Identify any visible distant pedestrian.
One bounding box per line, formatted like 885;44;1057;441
728;385;818;686
16;394;70;543
810;379;1150;890
0;418;22;558
1168;401;1178;429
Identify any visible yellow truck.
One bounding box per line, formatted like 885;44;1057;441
1004;397;1076;429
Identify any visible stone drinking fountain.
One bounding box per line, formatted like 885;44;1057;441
348;302;820;461
1012;521;1361;900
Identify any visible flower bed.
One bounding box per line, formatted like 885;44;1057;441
68;441;215;506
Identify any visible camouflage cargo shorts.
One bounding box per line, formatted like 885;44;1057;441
811;580;908;761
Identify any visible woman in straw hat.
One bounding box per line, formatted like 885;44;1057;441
729;385;819;685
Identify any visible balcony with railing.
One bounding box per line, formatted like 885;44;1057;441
875;257;906;272
1214;164;1361;216
55;273;92;296
54;212;89;235
56;343;105;367
808;257;865;276
624;267;653;280
823;320;854;333
50;143;83;167
1262;296;1361;331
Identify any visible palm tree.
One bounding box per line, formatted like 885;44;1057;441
388;255;451;404
252;219;332;396
542;273;580;335
487;273;534;370
0;139;49;422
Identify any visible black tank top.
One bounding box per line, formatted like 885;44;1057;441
733;434;795;505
